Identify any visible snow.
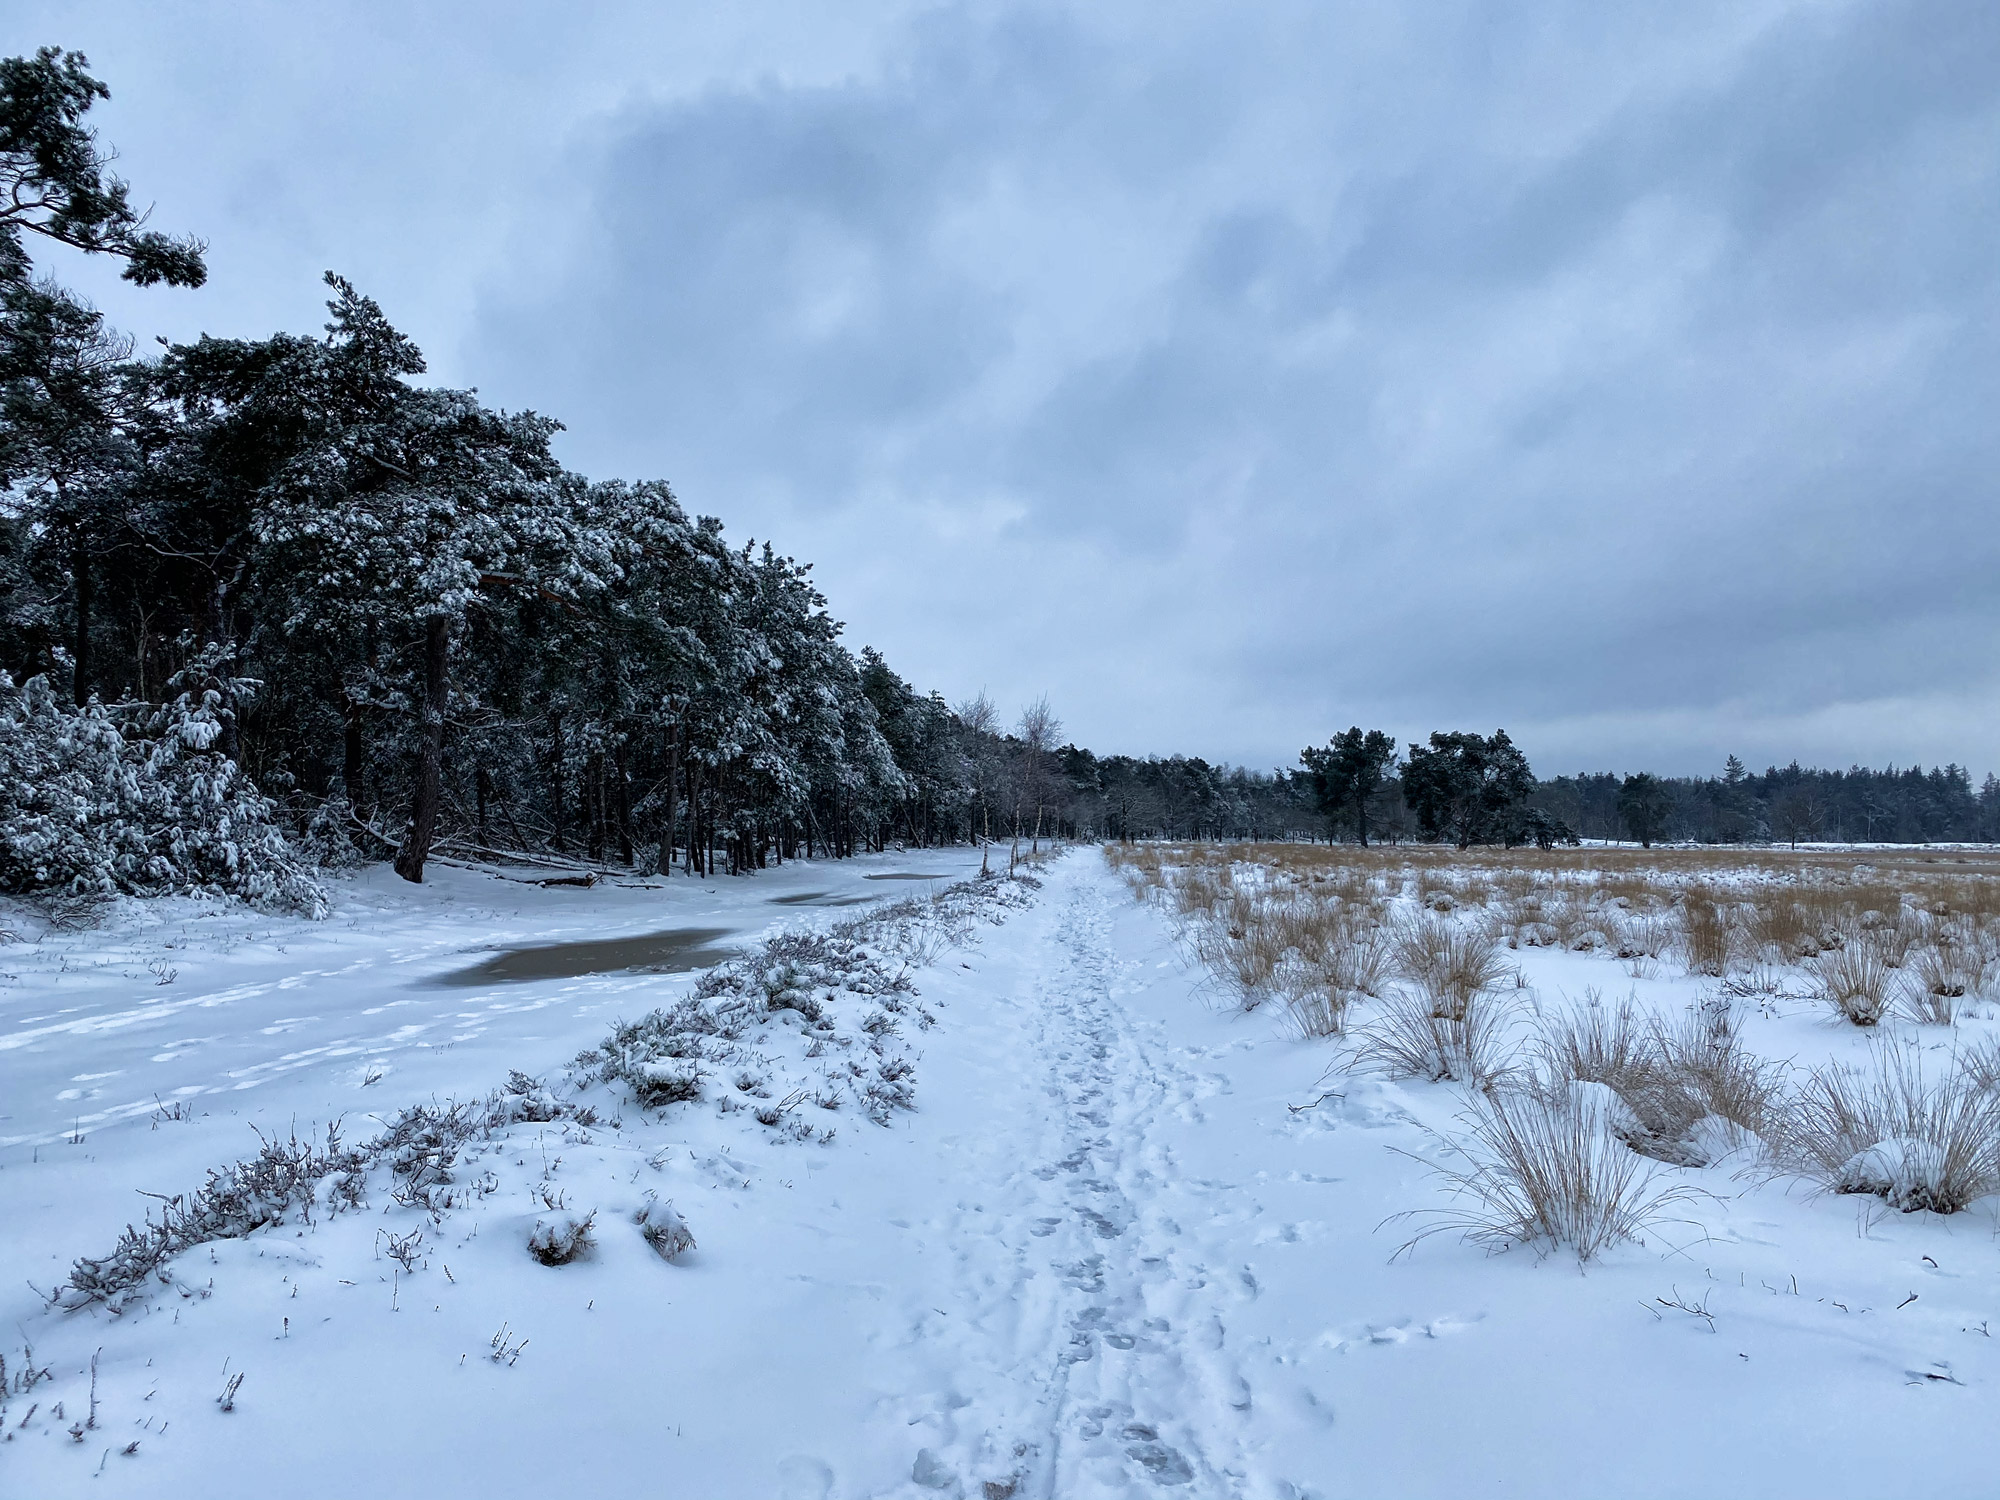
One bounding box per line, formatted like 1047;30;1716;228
5;850;2000;1496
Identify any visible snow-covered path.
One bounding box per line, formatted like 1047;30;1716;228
880;860;1258;1493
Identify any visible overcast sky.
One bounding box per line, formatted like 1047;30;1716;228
12;1;1997;777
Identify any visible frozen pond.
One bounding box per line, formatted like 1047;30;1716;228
430;927;733;985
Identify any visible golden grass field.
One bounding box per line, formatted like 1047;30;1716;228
1105;838;2000;1252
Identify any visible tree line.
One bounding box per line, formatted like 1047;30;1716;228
1291;730;1999;849
0;48;1094;895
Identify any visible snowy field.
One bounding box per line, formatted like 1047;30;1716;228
6;845;2000;1497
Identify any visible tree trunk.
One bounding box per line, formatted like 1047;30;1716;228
586;747;606;862
688;759;703;876
549;711;567;852
475;766;492;845
71;529;92;706
342;691;369;819
615;740;633;865
657;726;679;876
394;615;449;883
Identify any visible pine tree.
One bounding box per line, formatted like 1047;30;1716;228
1300;727;1396;846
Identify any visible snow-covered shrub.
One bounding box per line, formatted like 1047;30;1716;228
1397;1081;1706;1262
296;794;372;870
0;663;327;915
528;1211;596;1265
592;876;1029;1131
861;1055;917;1122
716;925;918;1005
1778;1046;2000;1214
875;889;980;967
57;1073;593;1305
631;1057;706;1107
635;1197;695;1261
59;1123;369;1307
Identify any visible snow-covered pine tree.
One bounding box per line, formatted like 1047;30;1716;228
0;647;326;913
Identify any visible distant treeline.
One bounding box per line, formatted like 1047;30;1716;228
1034;741;2000;850
1532;759;1999;847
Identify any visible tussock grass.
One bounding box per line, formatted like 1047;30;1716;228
1536;994;1778;1162
1185;891;1287;1009
1898;920;1989;1025
1536;991;1653;1095
1862;913;1918;968
1390;917;1506;1018
1753;899;1823;961
1810;945;1892;1026
1278;983;1358;1040
1651;1003;1782;1141
1677;889;1734;976
1777;1045;2000;1214
1115;839;2000;1247
1396;1083;1706;1261
1353;989;1518;1085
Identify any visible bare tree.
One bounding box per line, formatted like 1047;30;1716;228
1016;695;1063;861
1772;785;1826;849
956;691;1000;874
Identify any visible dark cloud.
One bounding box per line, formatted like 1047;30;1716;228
12;0;1998;774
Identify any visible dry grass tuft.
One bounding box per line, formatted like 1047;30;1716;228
1391;917;1507;1018
1352;989;1518;1085
1777;1046;2000;1214
1536;990;1653;1096
1898;921;1989;1025
1677;890;1734;976
1395;1083;1707;1262
1810;945;1893;1026
1279;983;1358;1040
1536;994;1778;1162
1651;1003;1782;1142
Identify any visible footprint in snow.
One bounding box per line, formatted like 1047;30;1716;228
1059;1256;1105;1291
775;1455;834;1498
1121;1427;1196;1486
1078;1208;1127;1240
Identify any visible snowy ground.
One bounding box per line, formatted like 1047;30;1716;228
6;850;2000;1496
